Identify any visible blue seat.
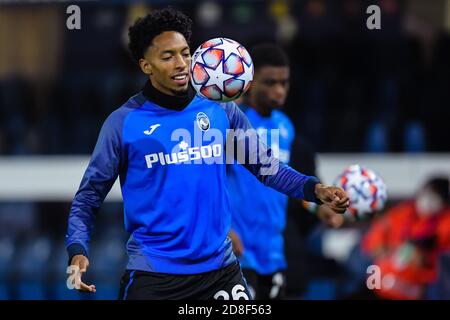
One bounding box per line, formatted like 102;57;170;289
302;279;337;300
15;237;51;300
16;283;47;300
404;121;426;152
0;238;15;300
365;122;388;153
0;284;9;300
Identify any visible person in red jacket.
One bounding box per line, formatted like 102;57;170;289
362;176;450;299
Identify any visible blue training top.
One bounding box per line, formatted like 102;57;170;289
65;91;320;274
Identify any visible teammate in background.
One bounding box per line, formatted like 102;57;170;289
65;8;349;300
228;44;344;299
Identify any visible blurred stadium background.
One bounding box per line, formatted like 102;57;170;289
0;0;449;300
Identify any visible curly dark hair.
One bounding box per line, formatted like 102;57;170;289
250;43;290;70
128;7;193;64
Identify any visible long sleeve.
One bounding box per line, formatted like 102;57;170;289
222;101;321;203
65;109;126;260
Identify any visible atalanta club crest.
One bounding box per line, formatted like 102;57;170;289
196;112;210;131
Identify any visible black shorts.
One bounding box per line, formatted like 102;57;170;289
119;262;252;300
242;269;286;300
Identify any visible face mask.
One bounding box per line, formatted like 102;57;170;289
415;191;444;217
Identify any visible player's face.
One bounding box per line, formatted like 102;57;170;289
251;66;290;110
140;31;191;96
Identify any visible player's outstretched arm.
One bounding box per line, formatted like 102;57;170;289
65;109;126;286
299;200;346;227
316;205;346;228
223;102;349;211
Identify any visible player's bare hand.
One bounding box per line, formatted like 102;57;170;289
317;205;345;228
228;229;244;257
70;254;96;293
314;184;350;214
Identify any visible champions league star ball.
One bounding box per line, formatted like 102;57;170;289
190;37;254;102
334;164;388;221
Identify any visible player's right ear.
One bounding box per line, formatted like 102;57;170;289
139;58;153;76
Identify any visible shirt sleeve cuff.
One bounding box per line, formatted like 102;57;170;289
303;176;322;204
67;243;88;265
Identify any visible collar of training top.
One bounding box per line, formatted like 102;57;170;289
141;80;196;111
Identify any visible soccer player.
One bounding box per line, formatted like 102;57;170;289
227;44;344;299
65;8;349;300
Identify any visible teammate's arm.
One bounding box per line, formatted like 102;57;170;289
228;229;244;257
316;204;345;228
222;102;349;213
65;111;125;292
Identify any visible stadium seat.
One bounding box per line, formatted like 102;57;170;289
15;237;51;300
365;122;388;153
404;121;426;152
302;279;337;300
0;238;15;300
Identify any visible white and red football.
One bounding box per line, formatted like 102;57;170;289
190;37;254;102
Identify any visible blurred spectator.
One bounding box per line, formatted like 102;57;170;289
362;176;450;299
